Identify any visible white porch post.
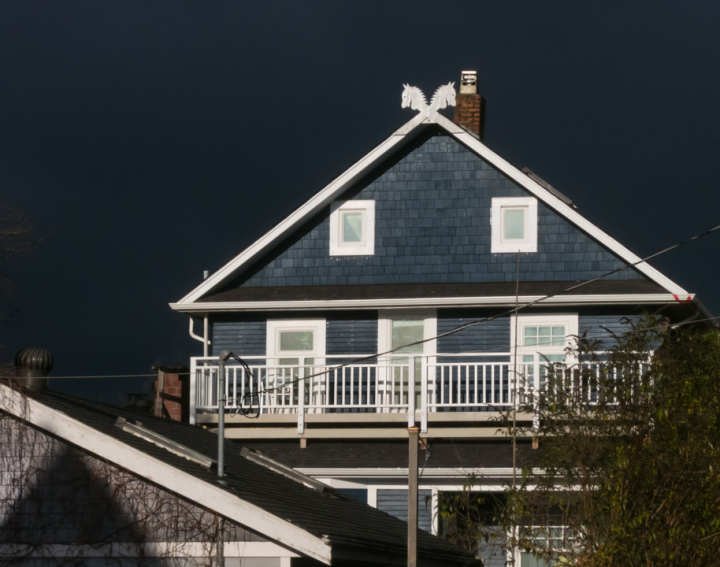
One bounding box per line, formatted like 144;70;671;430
298;368;306;434
407;357;416;427
420;358;429;433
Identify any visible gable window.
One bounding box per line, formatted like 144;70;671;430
330;200;375;256
491;197;538;253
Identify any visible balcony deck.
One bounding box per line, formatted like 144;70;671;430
189;353;623;438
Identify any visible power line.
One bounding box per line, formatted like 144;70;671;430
251;221;720;397
33;222;720;383
35;314;720;381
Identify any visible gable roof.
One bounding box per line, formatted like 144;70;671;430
0;384;477;567
173;111;688;308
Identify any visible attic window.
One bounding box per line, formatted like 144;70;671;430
491;197;538;253
329;200;375;256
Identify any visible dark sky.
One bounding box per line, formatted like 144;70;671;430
2;2;720;405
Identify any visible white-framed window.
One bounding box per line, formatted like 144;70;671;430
491;197;538;253
329;200;375;256
267;319;326;364
511;314;578;390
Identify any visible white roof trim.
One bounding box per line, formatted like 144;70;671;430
296;467;530;479
177;111;687;304
170;293;693;313
178;113;428;305
430;112;688;295
0;385;331;564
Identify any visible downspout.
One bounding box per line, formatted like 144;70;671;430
189;315;211;356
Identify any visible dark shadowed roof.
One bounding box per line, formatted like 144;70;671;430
16;389;478;565
199;280;666;303
237;440;538;471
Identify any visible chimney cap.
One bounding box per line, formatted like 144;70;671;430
460;70;478;94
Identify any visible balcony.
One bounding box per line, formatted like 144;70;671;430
189;353;630;436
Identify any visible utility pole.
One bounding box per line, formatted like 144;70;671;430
217;350;231;567
407;426;419;567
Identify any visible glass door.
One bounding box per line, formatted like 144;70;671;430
267;320;326;409
378;311;436;413
391;319;424;407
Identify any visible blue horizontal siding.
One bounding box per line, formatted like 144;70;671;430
211;317;266;357
478;529;508;567
234;130;646;288
579;313;641;351
327;313;378;356
377;489;433;533
437;311;511;354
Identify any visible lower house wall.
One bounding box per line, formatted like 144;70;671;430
477;528;507;567
209;309;645;359
376;489;433;533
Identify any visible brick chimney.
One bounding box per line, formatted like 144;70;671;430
453;70;486;141
153;366;190;422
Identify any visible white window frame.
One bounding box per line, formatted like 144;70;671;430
491;197;538;253
511;313;579;357
329;200;375;256
266;319;326;363
377;310;438;361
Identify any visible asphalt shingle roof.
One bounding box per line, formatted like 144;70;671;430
21;390;477;564
236;440;538;470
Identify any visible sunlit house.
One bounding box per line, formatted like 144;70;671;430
169;71;705;566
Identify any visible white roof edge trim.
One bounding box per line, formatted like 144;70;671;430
178;113;428;305
169;293;693;312
296;467;536;478
0;385;331;565
429;112;688;295
179;109;688;304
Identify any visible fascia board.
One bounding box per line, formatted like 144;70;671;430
0;385;332;565
430;113;689;295
179;109;688;304
177;113;428;305
295;467;540;479
169;293;690;313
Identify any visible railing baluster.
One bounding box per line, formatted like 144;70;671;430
491;365;496;406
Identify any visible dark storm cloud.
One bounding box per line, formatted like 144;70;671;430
1;1;719;404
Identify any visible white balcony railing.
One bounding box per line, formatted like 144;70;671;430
189;353;644;433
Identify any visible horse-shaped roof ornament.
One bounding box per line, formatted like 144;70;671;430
401;82;456;115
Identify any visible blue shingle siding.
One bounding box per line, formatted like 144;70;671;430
376;489;433;533
235;130;645;288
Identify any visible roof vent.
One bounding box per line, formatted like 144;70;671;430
115;417;216;469
460;70;478;94
15;347;53;390
241;447;330;492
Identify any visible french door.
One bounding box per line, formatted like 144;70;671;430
266;320;326;410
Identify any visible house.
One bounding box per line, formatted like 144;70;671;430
0;380;480;567
168;71;707;566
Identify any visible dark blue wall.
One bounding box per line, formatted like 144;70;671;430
233;129;645;288
579;311;642;351
437;310;511;354
327;312;378;355
211;316;266;357
210;310;644;356
376;489;433;533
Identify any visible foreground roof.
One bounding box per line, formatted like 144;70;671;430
0;384;478;567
